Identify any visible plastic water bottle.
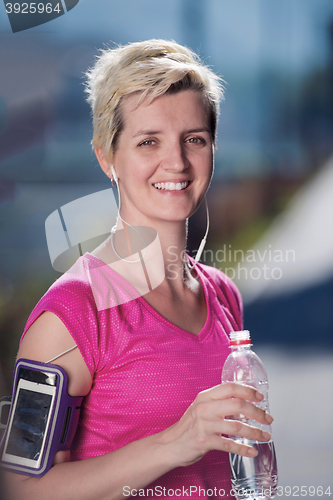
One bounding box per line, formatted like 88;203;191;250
221;330;278;499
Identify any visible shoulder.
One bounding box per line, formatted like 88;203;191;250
49;255;94;297
197;262;243;326
199;263;241;297
21;255;100;377
35;255;96;314
23;255;98;342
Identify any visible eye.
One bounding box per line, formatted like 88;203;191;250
138;139;156;147
187;136;206;145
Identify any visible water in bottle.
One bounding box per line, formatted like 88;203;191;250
221;330;278;499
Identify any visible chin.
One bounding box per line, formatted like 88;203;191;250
156;208;193;223
156;201;198;220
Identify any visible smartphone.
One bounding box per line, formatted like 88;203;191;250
1;378;56;469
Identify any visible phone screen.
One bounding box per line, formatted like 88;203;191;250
2;379;56;468
5;388;53;460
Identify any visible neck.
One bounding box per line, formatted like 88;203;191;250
114;209;192;289
158;220;189;284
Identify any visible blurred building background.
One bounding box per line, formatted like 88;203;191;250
0;0;332;495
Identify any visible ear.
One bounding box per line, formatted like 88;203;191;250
94;148;110;176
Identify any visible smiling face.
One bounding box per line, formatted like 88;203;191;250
108;90;214;227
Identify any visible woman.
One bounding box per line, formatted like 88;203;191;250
4;40;273;499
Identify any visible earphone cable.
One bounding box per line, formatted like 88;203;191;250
110;174;148;264
187;196;210;270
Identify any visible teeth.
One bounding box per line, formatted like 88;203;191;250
153;181;189;191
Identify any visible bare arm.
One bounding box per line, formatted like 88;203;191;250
3;312;273;500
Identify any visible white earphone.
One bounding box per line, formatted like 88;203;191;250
110;165;118;184
108;165;209;269
187;197;210;269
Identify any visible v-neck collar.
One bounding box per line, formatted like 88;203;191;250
85;252;213;342
137;255;213;342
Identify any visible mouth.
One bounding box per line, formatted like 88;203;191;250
152;181;190;191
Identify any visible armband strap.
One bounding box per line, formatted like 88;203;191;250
0;358;83;477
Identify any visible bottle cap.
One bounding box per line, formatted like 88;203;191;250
229;330;252;346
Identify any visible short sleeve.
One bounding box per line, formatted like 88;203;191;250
21;259;99;376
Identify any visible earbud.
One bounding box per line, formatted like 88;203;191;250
110;165;118;184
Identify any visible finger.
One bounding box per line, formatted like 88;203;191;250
200;382;264;404
189;394;273;427
215;398;273;426
221;420;272;442
209;434;259;458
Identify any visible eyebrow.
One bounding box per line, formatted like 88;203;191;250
186;128;211;135
132;130;161;138
132;127;211;138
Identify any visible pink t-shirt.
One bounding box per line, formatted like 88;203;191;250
22;253;243;499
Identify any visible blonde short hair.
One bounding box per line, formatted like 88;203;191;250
85;39;224;161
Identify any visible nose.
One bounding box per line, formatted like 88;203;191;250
161;143;189;173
